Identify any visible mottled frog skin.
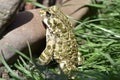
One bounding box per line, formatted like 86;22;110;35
39;6;81;73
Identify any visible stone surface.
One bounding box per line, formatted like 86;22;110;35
0;10;46;66
0;0;92;66
61;0;92;21
0;0;23;36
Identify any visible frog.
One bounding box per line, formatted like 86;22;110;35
39;6;81;74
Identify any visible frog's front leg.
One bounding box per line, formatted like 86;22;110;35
39;29;55;65
59;60;77;74
58;52;82;74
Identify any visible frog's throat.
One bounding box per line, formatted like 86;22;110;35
43;17;50;28
43;17;53;33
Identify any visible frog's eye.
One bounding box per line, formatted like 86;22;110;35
46;11;51;18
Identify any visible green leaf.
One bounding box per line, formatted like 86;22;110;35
24;0;47;8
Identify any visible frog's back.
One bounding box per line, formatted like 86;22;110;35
49;6;79;72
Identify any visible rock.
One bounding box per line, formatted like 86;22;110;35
0;9;46;66
0;0;23;36
61;0;92;21
24;0;37;10
0;0;92;66
0;66;23;79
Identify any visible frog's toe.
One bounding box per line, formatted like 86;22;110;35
39;57;50;65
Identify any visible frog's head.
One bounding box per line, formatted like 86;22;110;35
40;6;70;34
40;6;62;30
40;6;58;19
